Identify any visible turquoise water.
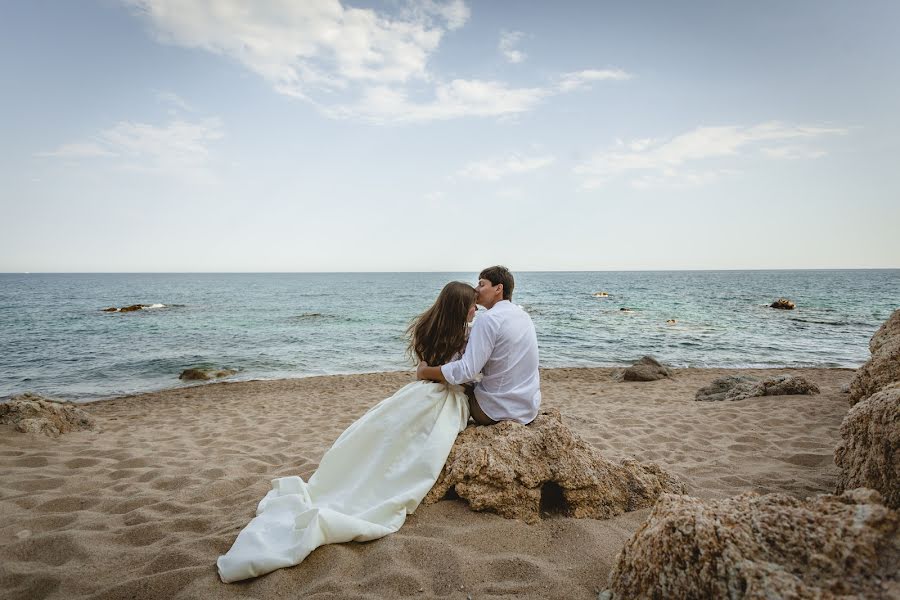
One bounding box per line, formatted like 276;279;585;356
1;271;897;402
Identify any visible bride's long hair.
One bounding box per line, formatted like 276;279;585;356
407;281;477;367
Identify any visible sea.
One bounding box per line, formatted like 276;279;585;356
1;270;897;403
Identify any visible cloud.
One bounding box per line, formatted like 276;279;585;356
124;1;629;123
156;90;193;112
575;121;847;189
37;118;224;182
499;30;526;64
556;69;632;92
327;78;549;122
458;153;555;181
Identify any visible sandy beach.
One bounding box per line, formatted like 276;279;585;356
0;367;855;599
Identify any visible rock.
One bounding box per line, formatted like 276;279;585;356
422;408;685;524
695;374;819;402
0;393;97;438
603;489;900;600
849;308;900;406
841;382;850;393
593;292;609;298
119;304;145;312
835;386;900;509
665;319;676;325
179;368;237;381
694;375;759;402
101;307;118;312
770;298;796;310
622;356;673;382
619;307;633;312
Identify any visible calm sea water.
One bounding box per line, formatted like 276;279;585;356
1;271;897;402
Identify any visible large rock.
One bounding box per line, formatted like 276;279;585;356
620;356;673;382
695;374;819;402
0;393;96;437
770;298;796;310
835;386;900;509
849;308;900;406
423;408;685;524
694;375;759;402
602;489;899;600
179;368;237;381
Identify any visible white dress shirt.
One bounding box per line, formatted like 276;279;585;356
440;300;541;424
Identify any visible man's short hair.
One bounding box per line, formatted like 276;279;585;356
479;266;514;301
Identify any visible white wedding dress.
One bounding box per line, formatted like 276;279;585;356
217;380;470;583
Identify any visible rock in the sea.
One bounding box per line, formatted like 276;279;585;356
620;356;673;382
0;393;96;438
179;368;237;381
695;374;819;402
423;408;685;524
835;386;900;509
849;308;900;406
770;298;796;310
602;489;899;600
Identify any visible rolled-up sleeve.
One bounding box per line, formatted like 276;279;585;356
440;315;497;384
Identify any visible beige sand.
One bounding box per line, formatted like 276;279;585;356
0;367;854;599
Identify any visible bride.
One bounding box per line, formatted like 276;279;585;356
217;282;478;582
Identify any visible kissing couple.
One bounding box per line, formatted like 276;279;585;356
218;266;541;582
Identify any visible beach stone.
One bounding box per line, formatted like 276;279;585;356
602;489;900;600
696;374;819;402
621;356;673;382
770;298;796;310
835;386;900;509
694;375;759;402
179;368;237;381
849;308;900;406
0;393;96;438
423;408;685;524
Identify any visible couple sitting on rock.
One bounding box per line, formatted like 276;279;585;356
218;266;542;582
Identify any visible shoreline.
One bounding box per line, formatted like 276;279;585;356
1;366;855;598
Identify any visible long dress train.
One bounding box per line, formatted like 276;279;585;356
216;380;470;582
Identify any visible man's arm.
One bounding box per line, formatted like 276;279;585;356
416;362;446;382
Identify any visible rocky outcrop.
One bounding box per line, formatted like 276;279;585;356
102;304;146;312
602;489;899;600
770;298;796;310
849;308;900;406
695;374;819;402
618;356;673;382
0;393;96;437
835;386;900;509
423;408;685;524
179;368;237;381
694;375;759;402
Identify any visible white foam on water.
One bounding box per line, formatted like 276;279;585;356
144;303;166;309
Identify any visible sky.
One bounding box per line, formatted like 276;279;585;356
2;0;899;272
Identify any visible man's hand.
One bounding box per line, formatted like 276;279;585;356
416;361;429;380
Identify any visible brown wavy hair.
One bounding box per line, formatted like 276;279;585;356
407;281;477;366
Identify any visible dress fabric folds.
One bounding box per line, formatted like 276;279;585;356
217;381;470;582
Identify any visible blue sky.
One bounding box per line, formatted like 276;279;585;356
2;0;898;272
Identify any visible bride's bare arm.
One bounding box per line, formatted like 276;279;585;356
416;361;446;383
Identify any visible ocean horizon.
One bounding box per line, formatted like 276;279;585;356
2;269;897;402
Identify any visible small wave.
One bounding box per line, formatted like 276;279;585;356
788;318;870;327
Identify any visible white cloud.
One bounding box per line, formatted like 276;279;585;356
458;153;555;181
124;1;629;123
156;90;193;112
576;121;847;189
499;30;526;64
327;78;549;122
761;145;827;160
38;118;224;182
557;69;632;92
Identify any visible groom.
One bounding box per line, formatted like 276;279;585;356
416;266;541;425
